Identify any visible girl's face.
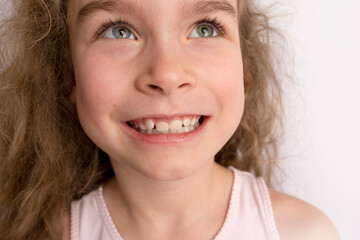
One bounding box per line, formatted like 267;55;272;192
68;0;244;180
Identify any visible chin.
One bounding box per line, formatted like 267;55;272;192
123;153;214;182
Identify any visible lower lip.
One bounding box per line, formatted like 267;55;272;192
121;117;209;144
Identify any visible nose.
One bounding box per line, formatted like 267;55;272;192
135;44;195;96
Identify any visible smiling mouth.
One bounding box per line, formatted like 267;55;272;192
126;116;205;135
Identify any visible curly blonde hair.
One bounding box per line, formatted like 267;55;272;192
0;0;284;239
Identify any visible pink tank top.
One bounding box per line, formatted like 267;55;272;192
71;167;280;240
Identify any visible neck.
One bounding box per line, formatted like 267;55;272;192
103;160;233;237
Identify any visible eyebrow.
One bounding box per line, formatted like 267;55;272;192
76;0;237;25
182;0;237;20
76;0;141;24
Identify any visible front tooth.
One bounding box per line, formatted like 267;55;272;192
156;121;169;133
183;118;190;127
145;119;155;130
190;117;196;125
140;123;146;130
169;119;182;131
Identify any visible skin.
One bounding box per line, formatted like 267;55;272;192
66;0;341;239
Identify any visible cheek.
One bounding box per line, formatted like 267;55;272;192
212;53;244;144
208;51;244;115
73;51;130;116
75;70;110;118
72;55;121;140
196;48;244;151
217;69;244;137
72;53;130;152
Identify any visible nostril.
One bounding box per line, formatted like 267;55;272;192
179;83;189;88
144;82;190;94
149;84;159;90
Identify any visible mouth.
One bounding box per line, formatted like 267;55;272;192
126;115;205;135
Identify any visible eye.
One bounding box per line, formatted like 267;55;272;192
189;24;218;38
103;26;135;39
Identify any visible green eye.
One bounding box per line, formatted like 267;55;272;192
197;25;214;37
189;24;218;38
103;26;135;39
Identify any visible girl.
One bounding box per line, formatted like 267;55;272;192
0;0;339;239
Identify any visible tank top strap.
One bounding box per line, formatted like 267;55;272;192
255;175;281;240
216;166;280;240
71;187;123;240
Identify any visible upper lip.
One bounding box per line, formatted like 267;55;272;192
125;113;207;122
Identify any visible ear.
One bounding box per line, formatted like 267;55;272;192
70;86;76;103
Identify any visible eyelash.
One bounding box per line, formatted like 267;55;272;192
95;17;226;39
194;17;226;36
95;19;131;38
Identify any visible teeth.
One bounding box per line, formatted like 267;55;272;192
145;119;155;130
169;120;182;131
129;116;203;135
183;118;190;127
156;121;170;133
139;123;146;130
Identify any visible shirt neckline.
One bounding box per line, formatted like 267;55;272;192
95;167;239;240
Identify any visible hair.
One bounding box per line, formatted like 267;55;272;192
0;0;284;239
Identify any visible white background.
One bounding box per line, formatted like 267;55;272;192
1;0;359;239
272;0;360;239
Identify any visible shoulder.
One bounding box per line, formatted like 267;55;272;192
268;189;340;240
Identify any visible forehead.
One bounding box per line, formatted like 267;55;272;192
68;0;239;23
